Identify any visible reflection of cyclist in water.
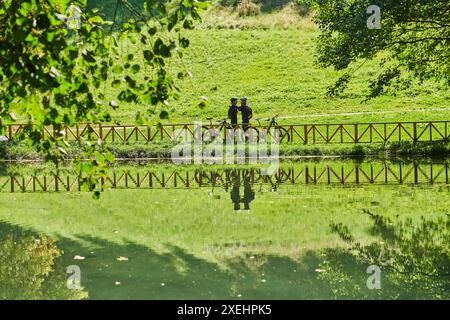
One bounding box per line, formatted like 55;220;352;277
242;172;255;210
229;170;255;211
230;171;241;211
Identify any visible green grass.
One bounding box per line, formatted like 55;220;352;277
1;5;449;300
104;24;450;124
9;13;449;127
0;161;448;299
1;140;449;161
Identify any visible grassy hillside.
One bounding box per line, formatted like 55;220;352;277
102;5;450;125
8;2;450;127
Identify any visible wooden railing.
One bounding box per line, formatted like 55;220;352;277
1;162;448;193
2;120;449;144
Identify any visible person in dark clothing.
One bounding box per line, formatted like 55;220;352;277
228;97;239;126
239;96;253;131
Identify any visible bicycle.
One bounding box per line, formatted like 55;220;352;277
193;117;235;144
254;115;290;143
195;118;260;144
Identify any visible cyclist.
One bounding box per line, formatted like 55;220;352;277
239;96;253;131
228;97;239;127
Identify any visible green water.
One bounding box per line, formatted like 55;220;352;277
0;159;448;300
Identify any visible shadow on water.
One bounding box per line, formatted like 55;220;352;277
0;211;448;300
0;221;329;300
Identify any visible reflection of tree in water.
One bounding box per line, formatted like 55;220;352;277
0;230;88;300
319;210;449;299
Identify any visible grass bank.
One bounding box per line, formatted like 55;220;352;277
1;140;450;161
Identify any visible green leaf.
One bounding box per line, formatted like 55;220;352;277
112;79;121;88
112;65;123;74
143;50;154;61
159;111;169;119
131;64;141;74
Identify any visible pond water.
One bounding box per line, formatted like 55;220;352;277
0;158;448;299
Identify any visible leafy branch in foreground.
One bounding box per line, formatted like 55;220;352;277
313;0;450;99
0;0;209;197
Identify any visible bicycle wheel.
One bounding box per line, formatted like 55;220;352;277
243;126;260;143
270;126;290;143
193;126;221;143
203;126;222;144
193;125;207;142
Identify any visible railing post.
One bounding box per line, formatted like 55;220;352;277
445;162;448;184
99;123;103;142
430;164;433;184
304;125;308;145
354;124;358;143
327;166;330;184
326;124;330;143
312;125;316;144
414;162;418;184
305;166;309;184
445;121;448;141
429;122;432;142
413;122;417;142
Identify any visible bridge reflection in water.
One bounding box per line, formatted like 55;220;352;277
1;161;449;194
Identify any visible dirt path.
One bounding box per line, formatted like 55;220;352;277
278;107;450;120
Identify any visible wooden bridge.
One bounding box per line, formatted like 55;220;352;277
2;120;450;144
1;162;448;193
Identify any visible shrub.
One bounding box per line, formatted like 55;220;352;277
237;0;261;17
295;0;312;17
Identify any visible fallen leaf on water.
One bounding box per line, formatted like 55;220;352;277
117;256;129;261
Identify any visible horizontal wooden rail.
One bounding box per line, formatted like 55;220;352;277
1;120;449;144
1;162;448;193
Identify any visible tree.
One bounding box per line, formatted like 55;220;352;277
312;0;450;99
0;0;209;197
